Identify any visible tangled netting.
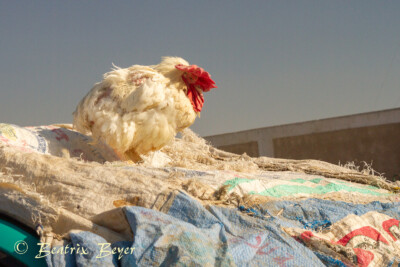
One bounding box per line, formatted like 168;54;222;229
140;129;399;192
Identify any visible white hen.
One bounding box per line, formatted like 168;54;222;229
73;57;217;161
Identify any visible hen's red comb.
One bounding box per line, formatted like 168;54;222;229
175;64;217;92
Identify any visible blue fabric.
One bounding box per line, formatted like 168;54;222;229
257;199;400;266
121;192;323;266
47;193;400;266
45;242;76;267
258;198;400;229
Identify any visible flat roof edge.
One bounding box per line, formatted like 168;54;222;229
205;107;400;138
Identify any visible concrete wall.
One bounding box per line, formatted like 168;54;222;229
204;108;400;180
218;141;259;157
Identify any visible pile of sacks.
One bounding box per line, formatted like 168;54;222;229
1;123;399;266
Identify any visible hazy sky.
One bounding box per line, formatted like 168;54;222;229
1;1;399;136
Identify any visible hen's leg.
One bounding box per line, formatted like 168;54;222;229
124;149;143;163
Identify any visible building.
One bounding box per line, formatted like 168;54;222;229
204;108;400;180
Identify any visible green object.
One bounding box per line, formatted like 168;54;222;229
224;176;389;198
289;178;308;184
0;217;47;267
223;177;253;191
253;183;390;198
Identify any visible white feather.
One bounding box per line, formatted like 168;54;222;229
73;57;197;160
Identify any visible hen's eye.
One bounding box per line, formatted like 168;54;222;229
184;73;198;83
